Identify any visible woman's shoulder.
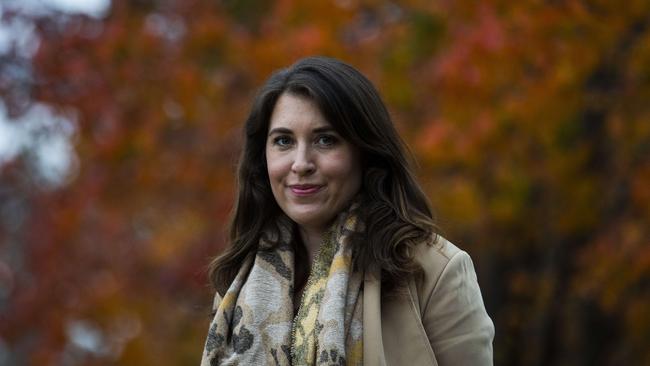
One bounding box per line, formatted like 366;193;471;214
409;235;495;365
412;235;465;275
410;235;480;307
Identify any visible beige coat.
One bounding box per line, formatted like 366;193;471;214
207;237;494;365
363;237;494;365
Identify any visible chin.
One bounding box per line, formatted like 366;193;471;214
290;215;325;228
287;211;329;229
286;206;322;221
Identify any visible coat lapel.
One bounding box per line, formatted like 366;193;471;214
363;270;387;366
362;270;438;366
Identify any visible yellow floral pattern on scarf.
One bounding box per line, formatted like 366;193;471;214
291;215;364;366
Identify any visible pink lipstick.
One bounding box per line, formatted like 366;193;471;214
289;184;323;196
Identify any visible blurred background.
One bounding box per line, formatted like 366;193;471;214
1;0;649;364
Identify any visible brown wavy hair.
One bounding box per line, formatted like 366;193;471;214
208;56;437;295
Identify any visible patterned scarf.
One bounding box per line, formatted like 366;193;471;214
201;203;364;366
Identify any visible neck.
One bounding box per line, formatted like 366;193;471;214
298;226;325;265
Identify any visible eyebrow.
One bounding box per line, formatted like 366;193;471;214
267;126;336;136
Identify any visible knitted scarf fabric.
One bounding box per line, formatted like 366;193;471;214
201;204;364;366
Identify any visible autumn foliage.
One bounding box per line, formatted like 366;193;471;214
1;0;649;364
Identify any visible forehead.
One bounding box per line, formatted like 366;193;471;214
268;93;331;131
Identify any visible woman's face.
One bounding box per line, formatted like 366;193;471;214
266;93;362;233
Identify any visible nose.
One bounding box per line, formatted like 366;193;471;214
291;145;315;176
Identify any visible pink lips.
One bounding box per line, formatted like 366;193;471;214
289;184;323;196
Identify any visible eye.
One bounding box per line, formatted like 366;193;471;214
316;134;338;147
272;135;293;147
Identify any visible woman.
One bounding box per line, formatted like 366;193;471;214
201;56;494;365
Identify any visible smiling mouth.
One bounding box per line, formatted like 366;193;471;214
289;185;323;196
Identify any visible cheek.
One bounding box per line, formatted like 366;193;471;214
324;151;361;182
266;153;286;183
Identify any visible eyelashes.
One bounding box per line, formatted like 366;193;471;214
316;134;338;146
270;134;340;148
272;135;292;147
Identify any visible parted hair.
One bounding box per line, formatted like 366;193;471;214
208;56;437;295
